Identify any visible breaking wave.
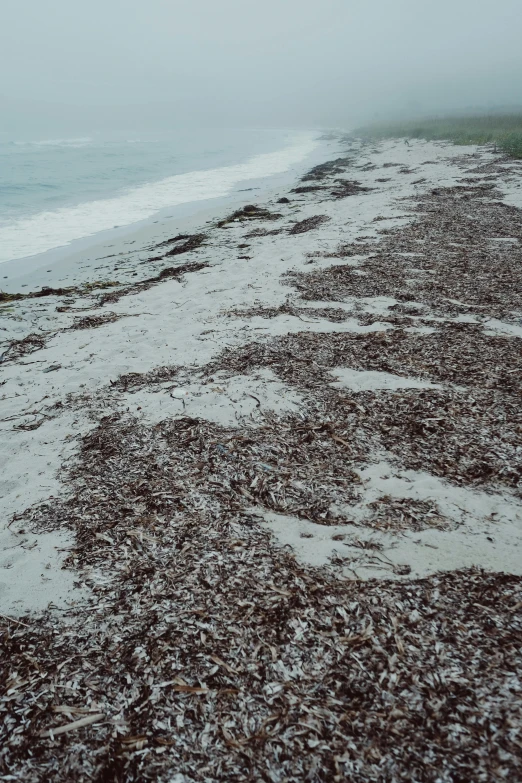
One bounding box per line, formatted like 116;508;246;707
0;133;317;264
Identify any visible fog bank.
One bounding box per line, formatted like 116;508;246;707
1;0;521;133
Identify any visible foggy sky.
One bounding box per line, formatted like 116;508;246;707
1;0;521;130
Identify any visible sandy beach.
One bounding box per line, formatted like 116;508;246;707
1;135;522;780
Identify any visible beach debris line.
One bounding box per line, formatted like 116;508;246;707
291;179;372;199
0;280;120;304
0;263;210;364
291;184;327;193
244;227;283;238
226;300;357;323
0;314;137;365
330;178;373;198
0;235;207;312
164;233;206;257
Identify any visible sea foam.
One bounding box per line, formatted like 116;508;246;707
0;133;318;264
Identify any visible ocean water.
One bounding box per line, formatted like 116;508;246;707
0;128;318;265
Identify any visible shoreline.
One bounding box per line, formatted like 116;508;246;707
1;134;522;780
0;131;333;292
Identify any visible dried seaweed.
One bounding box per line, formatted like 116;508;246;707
300;157;353;181
365;496;451;532
163;233;206;257
0;281;120;304
69;312;128;330
291;185;327;194
330;179;373;199
288;215;331;235
98;262;209;306
0;332;47;362
2;409;520;781
217;205;282;228
2;145;522;782
207;326;522;492
287;183;522;320
0;291;24;302
225;302;353;323
244;227;283;239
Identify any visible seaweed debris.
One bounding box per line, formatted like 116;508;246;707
0;291;24;303
2;408;521;781
300;157;353;181
155;233;206;258
2;145;522;782
330;179;373;199
0;281;120;305
244;227;283;239
70;312;128;330
292;180;372;200
288;215;331;235
225;302;353;324
207;326;522;492
287;182;522;319
365;496;451;532
0;333;47;362
291;185;327;194
217;205;282;228
98;262;209;306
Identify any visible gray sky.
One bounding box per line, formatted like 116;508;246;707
1;0;521;128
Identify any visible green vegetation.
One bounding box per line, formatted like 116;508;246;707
356;114;522;159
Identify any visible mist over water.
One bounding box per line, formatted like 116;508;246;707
1;0;521;131
1;0;520;265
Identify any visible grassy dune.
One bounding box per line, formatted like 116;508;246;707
356;114;522;158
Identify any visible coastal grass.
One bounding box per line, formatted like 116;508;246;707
356;114;522;159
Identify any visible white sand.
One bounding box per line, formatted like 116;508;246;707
117;368;305;428
1;137;521;615
255;458;522;580
330;367;440;392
